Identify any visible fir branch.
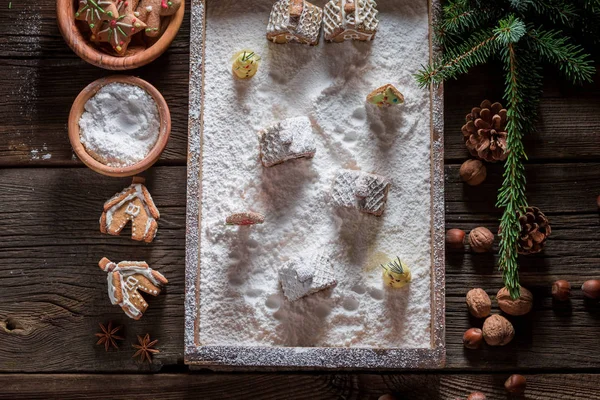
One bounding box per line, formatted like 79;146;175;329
526;28;596;84
416;28;498;87
527;0;578;27
496;43;542;299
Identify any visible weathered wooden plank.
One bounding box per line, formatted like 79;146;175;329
1;373;599;399
0;166;599;372
1;2;599;166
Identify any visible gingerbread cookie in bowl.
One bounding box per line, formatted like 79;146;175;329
75;0;119;34
100;177;160;242
136;0;183;37
94;14;147;55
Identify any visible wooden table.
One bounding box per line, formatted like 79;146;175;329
1;2;600;399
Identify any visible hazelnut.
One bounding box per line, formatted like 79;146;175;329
552;280;571;301
497;286;533;316
467;392;486;400
504;374;526;395
460;159;487;186
482;314;514;346
446;228;466;249
468;227;494;253
466;288;491;318
463;328;483;349
582;280;600;299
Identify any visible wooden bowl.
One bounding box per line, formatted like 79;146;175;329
57;0;185;70
68;75;171;177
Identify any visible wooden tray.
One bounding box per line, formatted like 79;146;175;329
184;0;445;370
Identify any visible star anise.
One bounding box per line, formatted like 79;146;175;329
95;321;124;351
132;333;159;363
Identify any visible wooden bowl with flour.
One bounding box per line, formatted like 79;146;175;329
56;0;185;70
68;75;171;177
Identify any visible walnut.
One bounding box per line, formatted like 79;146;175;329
497;286;533;316
466;288;491;318
460;159;487;186
468;227;494;253
482;314;514;346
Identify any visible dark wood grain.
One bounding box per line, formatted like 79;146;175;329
0;166;599;372
1;373;600;399
1;2;599;166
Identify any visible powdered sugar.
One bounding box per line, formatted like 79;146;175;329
79;83;160;167
198;0;433;349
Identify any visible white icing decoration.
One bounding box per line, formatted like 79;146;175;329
104;183;157;238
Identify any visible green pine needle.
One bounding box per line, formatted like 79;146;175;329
381;257;405;275
415;0;597;299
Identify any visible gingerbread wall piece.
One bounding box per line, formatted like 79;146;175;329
99;257;168;320
100;177;160;242
323;0;379;42
95;13;147;55
279;252;337;301
258;116;317;167
267;0;324;45
331;169;391;216
75;0;120;34
136;0;183;37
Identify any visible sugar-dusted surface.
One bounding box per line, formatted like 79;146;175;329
198;0;433;349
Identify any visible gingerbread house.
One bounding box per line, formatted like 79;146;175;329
99;257;168;320
267;0;324;45
331;169;391;216
258;116;317;167
279;252;337;301
323;0;379;42
100;177;160;243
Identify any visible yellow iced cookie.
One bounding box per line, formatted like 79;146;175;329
232;50;261;79
381;256;412;288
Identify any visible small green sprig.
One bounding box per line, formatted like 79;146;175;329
380;257;405;275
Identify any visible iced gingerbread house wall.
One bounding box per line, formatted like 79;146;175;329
323;0;379;42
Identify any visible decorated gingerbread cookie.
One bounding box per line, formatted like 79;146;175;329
226;212;265;226
100;177;160;242
367;84;405;108
99;258;168;320
94;13;147;55
115;0;140;15
75;0;119;34
136;0;183;37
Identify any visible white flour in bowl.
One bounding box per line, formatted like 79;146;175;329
197;0;433;349
79;83;160;167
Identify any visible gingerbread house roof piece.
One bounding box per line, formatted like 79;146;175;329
331;169;391;216
279;252;337;301
258;116;317;167
323;0;379;42
267;0;324;45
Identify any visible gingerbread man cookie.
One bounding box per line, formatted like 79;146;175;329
136;0;183;37
99;258;168;320
75;0;119;34
100;177;159;242
94;13;147;55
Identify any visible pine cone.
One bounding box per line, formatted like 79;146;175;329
462;100;508;162
518;206;551;254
